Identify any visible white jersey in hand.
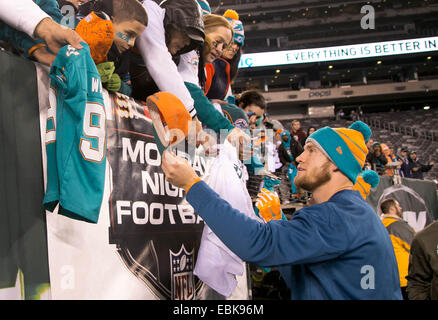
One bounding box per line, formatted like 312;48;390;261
194;140;260;297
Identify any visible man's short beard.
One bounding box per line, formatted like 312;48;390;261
294;160;332;192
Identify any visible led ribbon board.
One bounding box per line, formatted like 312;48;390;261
238;36;438;68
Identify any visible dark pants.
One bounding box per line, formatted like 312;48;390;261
401;287;409;300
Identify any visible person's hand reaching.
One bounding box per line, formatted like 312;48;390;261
34;18;83;54
161;150;200;191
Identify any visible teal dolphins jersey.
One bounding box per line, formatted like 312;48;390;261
43;42;106;223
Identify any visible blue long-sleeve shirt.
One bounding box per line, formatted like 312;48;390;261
187;181;402;300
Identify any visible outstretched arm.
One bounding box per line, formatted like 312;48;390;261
0;0;82;54
161;150;348;267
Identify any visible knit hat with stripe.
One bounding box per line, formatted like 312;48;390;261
353;170;380;199
75;11;113;64
197;0;212;15
223;9;245;46
306;121;372;183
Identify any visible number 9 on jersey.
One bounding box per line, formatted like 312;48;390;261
80;102;106;163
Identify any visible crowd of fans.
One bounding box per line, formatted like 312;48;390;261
364;140;435;180
337;109;436;181
1;0;434;205
250;110;435;207
0;0;254;146
266;113;437;207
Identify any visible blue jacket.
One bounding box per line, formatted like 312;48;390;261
187;181;402;300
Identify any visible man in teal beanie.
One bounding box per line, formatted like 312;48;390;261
161;121;403;299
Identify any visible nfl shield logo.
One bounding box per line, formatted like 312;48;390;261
170;245;195;300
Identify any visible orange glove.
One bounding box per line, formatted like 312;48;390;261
255;188;286;223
